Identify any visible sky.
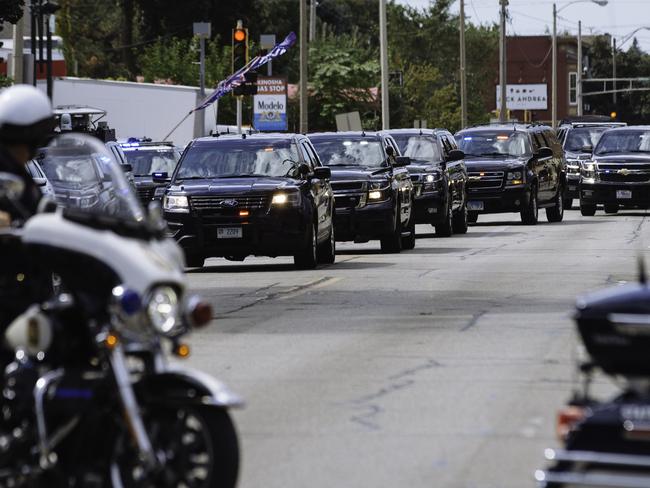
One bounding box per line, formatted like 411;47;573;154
397;0;650;53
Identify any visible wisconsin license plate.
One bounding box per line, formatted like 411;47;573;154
468;201;484;211
217;227;242;239
617;190;632;199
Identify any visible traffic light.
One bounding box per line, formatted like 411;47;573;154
232;21;249;73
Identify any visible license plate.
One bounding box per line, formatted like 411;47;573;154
617;190;632;199
217;227;242;239
468;201;484;211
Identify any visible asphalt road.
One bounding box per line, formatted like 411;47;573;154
183;208;649;488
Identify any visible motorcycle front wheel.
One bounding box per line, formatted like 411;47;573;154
110;406;239;488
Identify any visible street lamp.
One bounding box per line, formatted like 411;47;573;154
552;0;608;127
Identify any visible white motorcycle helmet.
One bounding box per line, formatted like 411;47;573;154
0;84;54;154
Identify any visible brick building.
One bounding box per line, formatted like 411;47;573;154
490;34;609;124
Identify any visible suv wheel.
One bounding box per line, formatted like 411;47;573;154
546;186;564;223
294;222;318;269
380;208;402;253
317;224;336;264
521;186;539;225
468;211;479;224
604;203;619;214
435;198;453;237
452;201;469;234
185;253;205;269
580;202;597;216
401;212;416;250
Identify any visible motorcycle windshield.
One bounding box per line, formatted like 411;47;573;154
39;133;145;223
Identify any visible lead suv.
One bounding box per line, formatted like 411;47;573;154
579;126;650;215
308;131;414;253
386;128;468;236
455;124;566;225
163;133;335;269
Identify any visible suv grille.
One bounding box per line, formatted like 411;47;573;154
136;186;156;204
467;171;504;191
190;195;270;211
598;163;650;183
331;181;365;192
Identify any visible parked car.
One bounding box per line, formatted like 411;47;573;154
26;159;55;199
557;121;626;209
386;128;468;236
455;124;566;225
308;131;415;252
163;133;335;269
120;138;183;206
579;126;650;215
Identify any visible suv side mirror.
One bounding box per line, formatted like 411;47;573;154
393;156;411;167
313;166;331;179
537;147;553;159
445;149;465;162
152;171;169;182
581;145;594;154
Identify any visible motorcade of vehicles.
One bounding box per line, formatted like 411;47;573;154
163;133;335;269
308;131;415;252
557;120;626;209
120;138;183;206
0;133;241;487
455;124;566;225
579;126;650;216
386;128;468;236
535;265;650;487
26;159;55;199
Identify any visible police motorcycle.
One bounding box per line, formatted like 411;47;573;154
536;262;650;487
0;133;241;487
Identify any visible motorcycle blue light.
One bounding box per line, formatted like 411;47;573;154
120;289;142;315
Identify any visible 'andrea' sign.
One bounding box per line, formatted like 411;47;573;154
496;84;548;111
254;77;288;131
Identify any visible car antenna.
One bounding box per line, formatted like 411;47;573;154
638;254;647;285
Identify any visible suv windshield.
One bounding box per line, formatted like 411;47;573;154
176;140;301;179
456;131;531;158
594;130;650;155
564;127;608;152
391;135;442;163
124;148;180;176
311;138;385;167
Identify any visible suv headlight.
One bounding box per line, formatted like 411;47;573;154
271;191;301;207
147;286;182;336
368;180;390;202
506;170;525;186
566;159;580;174
423;171;442;192
580;161;596;180
163;194;189;213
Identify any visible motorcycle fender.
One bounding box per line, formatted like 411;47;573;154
136;365;244;409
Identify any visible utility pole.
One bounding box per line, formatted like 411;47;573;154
459;0;467;128
194;22;211;137
499;0;508;123
300;0;308;133
11;15;24;84
577;21;583;116
612;37;617;105
379;0;389;129
552;2;557;127
309;0;316;42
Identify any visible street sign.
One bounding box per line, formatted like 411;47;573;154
253;76;288;131
496;84;548;110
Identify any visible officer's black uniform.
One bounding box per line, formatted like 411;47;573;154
0;146;43;364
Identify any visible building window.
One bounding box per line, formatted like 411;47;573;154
569;72;577;105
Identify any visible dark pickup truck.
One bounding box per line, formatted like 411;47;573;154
309;131;415;253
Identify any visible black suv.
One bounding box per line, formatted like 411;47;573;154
120;139;182;206
386;129;468;236
308;131;414;252
579;126;650;215
557;122;626;208
163;133;335;269
455;124;566;225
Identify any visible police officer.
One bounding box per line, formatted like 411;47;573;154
0;85;55;365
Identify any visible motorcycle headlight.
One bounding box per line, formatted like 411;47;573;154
163;194;189;213
147;286;181;336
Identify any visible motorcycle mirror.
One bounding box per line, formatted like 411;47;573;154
0;172;26;201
